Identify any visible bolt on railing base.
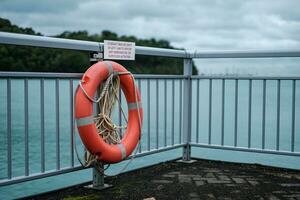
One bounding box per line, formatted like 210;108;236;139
84;168;112;191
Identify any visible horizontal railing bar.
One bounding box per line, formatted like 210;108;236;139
0;166;85;187
0;72;187;79
136;46;187;58
1;32;300;59
0;144;184;186
191;143;300;157
191;75;300;80
128;144;185;159
0;32;101;52
192;50;300;58
135;74;187;79
0;71;83;78
1;72;299;80
0;32;187;58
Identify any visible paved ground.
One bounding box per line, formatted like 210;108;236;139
28;159;300;200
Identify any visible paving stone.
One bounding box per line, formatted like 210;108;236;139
178;177;192;183
246;178;260;181
195;181;205;186
272;191;287;194
207;179;231;184
178;174;193;178
268;195;280;200
189;192;199;197
232;177;246;184
280;183;300;187
152;180;173;184
254;195;264;200
204;172;216;178
195;178;210;181
204;169;221;173
193;177;202;181
218;175;231;181
283;194;300;198
162;174;176;178
226;184;236;187
207;193;216;199
248;180;259;186
168;171;181;175
192;174;202;178
143;198;156;200
235;175;251;178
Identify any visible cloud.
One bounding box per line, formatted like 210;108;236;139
1;0;299;51
0;0;84;13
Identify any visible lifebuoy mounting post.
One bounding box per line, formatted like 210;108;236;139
84;52;110;190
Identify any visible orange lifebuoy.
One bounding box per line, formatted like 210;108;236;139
75;61;143;164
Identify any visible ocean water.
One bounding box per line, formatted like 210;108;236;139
0;77;299;199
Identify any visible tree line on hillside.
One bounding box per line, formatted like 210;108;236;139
0;18;198;74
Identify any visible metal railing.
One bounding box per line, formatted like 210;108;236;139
0;31;300;188
0;72;185;186
190;76;300;157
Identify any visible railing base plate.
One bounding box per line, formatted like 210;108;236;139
84;183;112;191
176;159;197;164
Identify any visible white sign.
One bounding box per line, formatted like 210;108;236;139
104;40;135;60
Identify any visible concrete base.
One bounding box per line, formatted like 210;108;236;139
176;159;197;164
84;183;112;191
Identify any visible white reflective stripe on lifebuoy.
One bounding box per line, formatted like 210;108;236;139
117;143;126;159
76;115;94;127
103;61;114;75
128;101;142;110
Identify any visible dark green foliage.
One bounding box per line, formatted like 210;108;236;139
0;18;198;74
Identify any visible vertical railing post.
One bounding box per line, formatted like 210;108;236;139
182;58;193;161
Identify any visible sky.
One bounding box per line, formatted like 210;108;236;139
0;0;299;75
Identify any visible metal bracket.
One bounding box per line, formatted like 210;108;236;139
90;52;103;63
182;143;191;161
84;167;112;190
177;144;197;163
